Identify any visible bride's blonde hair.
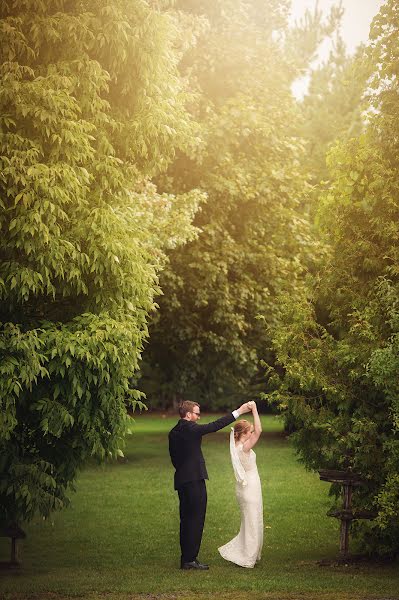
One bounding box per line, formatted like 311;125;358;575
233;420;251;442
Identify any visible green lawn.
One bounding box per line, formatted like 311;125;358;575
1;413;398;600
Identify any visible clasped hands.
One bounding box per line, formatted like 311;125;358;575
238;400;257;415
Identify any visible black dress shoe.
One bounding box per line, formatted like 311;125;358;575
194;559;209;569
181;560;209;570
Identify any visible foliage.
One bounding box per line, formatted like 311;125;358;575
140;0;334;409
267;0;399;557
299;36;370;186
0;0;203;525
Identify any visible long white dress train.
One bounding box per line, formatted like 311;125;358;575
218;440;263;568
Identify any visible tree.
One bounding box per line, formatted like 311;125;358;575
0;0;202;526
140;0;340;409
299;36;370;187
267;0;399;557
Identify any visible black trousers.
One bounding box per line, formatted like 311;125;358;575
177;479;207;563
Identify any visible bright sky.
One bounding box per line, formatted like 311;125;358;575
290;0;385;53
290;0;385;97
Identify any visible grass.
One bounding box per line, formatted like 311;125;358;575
1;413;398;600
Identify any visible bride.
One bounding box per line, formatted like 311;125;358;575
218;401;263;568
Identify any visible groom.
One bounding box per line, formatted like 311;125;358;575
169;400;251;570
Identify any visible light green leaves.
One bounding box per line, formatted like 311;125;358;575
0;0;200;527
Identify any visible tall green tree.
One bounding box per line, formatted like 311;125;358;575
299;36;370;187
140;0;341;409
267;0;399;557
0;0;202;526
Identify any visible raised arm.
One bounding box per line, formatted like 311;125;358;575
193;403;251;436
242;401;262;451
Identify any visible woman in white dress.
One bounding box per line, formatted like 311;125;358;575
218;401;263;568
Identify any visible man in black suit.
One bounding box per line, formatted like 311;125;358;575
169;400;251;570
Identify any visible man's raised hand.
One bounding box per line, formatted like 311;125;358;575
238;402;251;415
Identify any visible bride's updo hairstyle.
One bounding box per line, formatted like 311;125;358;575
234;420;251;442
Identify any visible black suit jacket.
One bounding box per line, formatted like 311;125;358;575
169;413;235;490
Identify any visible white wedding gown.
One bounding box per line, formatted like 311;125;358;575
218;442;263;568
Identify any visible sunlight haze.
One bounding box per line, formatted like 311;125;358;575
290;0;385;97
290;0;385;53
